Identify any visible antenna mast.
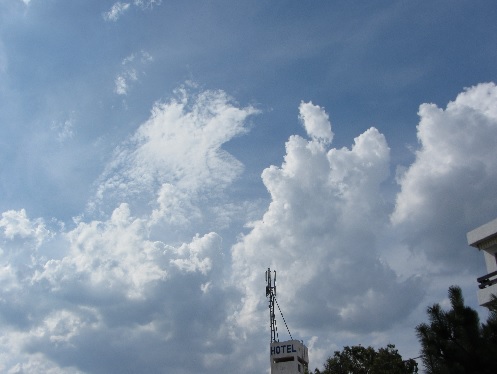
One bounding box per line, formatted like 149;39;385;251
266;268;278;343
266;268;308;374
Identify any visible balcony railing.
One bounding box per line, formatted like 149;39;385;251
477;270;497;289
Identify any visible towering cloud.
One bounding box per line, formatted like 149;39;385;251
392;83;497;269
231;102;422;340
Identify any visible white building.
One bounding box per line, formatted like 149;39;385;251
270;339;308;373
467;217;497;307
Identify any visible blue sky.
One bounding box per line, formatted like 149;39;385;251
1;0;497;372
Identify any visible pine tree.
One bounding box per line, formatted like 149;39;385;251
416;286;497;374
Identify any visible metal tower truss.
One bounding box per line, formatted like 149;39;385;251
266;268;278;343
266;268;293;344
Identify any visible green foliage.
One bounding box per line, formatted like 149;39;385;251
415;286;497;374
315;344;417;374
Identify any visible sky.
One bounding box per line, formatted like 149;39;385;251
1;0;497;373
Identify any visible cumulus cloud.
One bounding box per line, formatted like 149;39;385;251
231;102;422;342
0;87;259;373
391;82;497;269
230;86;497;366
1;84;497;372
298;101;333;144
0;209;49;244
35;203;168;299
0;195;235;373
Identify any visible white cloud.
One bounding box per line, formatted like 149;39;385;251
92;87;259;222
391;82;497;269
0;87;261;373
150;183;200;226
1;84;496;372
103;2;131;22
298;101;333;144
0;209;49;244
114;74;128;95
0;204;237;372
113;51;151;95
36;203;167;299
170;232;222;275
133;0;162;9
103;1;162;22
231;103;422;340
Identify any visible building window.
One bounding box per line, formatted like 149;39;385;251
298;364;301;372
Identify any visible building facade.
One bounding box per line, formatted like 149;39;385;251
467;217;497;307
270;340;309;373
